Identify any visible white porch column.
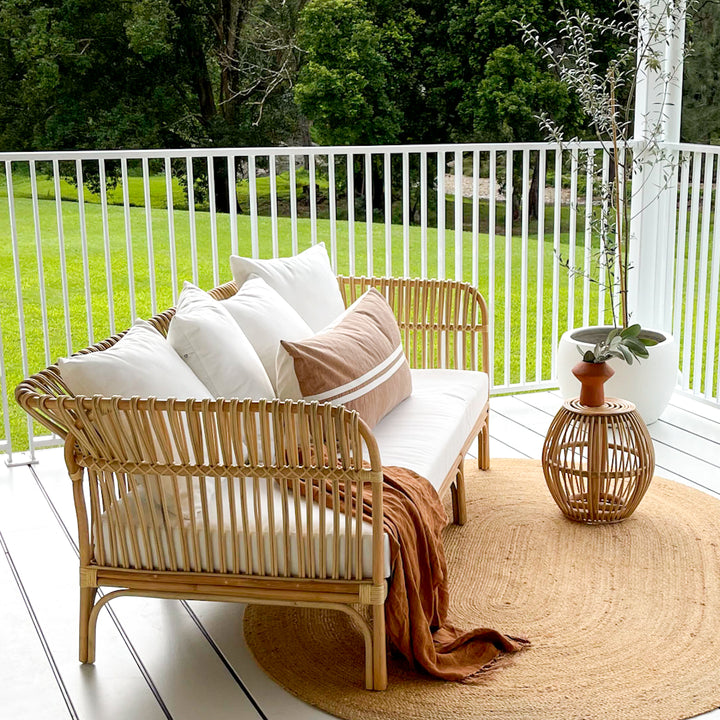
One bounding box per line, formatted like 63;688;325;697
628;0;686;331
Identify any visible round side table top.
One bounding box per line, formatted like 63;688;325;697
562;397;637;416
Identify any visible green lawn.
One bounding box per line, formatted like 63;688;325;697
0;186;609;451
2;164;331;215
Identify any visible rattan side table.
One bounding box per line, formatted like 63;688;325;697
542;398;655;524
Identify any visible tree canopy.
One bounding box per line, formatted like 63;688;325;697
0;0;711;154
294;0;624;146
0;0;306;152
682;0;720;143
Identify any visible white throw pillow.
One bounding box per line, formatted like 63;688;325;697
229;243;345;332
59;320;217;525
167;282;274;400
58;319;214;400
221;275;313;391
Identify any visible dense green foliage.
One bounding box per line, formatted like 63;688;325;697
682;0;720;143
0;0;664;155
0;0;306;152
295;0;626;146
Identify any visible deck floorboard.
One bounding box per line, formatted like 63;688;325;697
2;391;719;719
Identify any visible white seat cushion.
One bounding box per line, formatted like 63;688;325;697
372;369;489;492
97;369;488;579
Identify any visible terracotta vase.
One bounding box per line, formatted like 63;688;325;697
571;361;615;407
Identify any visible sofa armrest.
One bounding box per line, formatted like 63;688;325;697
337;276;489;374
53;396;386;582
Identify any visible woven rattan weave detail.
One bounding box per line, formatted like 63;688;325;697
542;398;655;523
15;275;490;692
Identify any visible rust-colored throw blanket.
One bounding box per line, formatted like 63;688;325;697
299;459;528;680
379;465;529;680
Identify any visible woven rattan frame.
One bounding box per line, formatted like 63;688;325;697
16;275;490;691
542;398;655;524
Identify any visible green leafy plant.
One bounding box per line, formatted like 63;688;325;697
521;0;692;331
579;324;653;364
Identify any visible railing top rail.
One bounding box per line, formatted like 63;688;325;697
662;141;720;154
0;140;610;163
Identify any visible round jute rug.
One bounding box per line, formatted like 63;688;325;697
244;459;720;720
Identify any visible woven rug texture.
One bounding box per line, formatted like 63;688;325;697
244;459;720;720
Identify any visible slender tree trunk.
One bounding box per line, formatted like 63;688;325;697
529;155;539;220
212;157;239;214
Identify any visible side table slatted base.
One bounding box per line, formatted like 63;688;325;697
542;398;655;524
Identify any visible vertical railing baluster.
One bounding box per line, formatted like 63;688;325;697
454;149;463;281
248;154;259;258
660;151;682;333
328;152;337;270
693;152;714;394
402;151;410;277
615;146;627;319
309;152;318;246
141;156;157;315
535;148;547;383
270;153;279;258
503;149;513;386
420;150;428;278
681;152;702;389
471;149;480;290
437;150;446;279
488;149;497;389
0;317;12;455
365;151;373;276
705;151;720;400
551;148;563;381
207;156;220;287
29;161;51;365
228;154;239;256
98;158;115;335
567;147;579;332
346;153;355;275
185;156;199;285
289;153;299;255
582;150;594;327
5;161;34;455
672;152;691;341
384;152;392;277
53;158;73;353
598;150;610;325
75;159;94;345
164;157;178;303
520;149;530;386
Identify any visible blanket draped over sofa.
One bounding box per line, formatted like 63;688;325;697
381;465;529;679
302;461;529;679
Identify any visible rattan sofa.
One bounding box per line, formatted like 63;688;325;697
16;275;490;691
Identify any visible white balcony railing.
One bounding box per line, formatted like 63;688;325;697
667;143;720;403
0;140;717;460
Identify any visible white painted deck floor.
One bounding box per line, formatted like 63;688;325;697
2;390;719;720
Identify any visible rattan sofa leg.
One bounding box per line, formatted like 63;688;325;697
79;586;98;663
451;465;467;526
372;605;388;691
478;415;490;470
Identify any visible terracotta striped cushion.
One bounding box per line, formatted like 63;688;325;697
276;288;412;428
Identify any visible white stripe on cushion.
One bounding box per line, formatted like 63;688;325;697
304;344;405;402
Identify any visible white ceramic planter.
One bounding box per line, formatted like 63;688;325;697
557;326;679;424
